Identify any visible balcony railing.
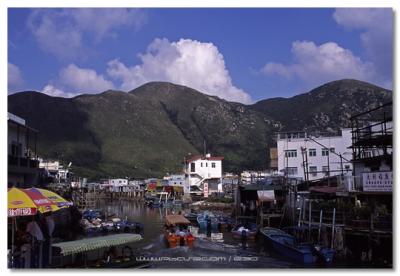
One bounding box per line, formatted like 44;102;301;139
8;155;39;169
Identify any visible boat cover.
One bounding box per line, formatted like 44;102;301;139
165;215;190;226
52;233;142;256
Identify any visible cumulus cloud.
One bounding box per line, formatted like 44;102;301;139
333;8;393;88
107;38;252;103
41;64;114;98
42;84;75;98
8;62;24;91
59;64;114;93
261;41;376;87
27;8;146;59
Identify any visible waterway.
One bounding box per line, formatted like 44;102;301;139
95;199;315;268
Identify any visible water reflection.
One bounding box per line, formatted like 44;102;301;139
96;199;294;268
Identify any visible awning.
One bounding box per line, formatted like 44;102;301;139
257;190;275;202
165;215;190;226
52;234;142;256
242;183;282;191
309;186;337;194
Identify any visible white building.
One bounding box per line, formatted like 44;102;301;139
277;129;353;181
184;154;223;195
163;174;185;186
39;159;70;182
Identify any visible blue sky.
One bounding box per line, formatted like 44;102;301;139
8;8;393;103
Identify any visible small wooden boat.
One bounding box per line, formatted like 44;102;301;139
184;212;198;223
231;223;258;240
164;215;195;248
260;227;317;264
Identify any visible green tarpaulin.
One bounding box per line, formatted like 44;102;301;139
52;233;142;256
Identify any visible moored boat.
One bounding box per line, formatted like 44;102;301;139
197;212;218;230
231;222;258;240
164;215;195;248
260;227;316;264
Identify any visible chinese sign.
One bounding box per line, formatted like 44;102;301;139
362;171;392;192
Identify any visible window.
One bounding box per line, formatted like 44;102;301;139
330;147;335;153
11;142;22;157
287;167;298;176
285;150;297;158
211;162;216;168
322;166;329;176
345;165;351;171
322;148;329;156
309;149;316;157
201;162;203;167
309;166;317;177
206;163;208;167
190;163;195;172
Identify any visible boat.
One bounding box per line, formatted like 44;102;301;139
197;212;219;230
231;222;258;240
184;212;199;223
283;225;335;264
260;227;318;264
217;215;235;231
114;219;144;234
164;215;195;248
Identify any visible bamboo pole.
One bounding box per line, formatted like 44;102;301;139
331;208;336;249
298;198;302;227
308;200;312;242
318;210;323;243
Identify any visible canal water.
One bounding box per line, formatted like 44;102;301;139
96;199;305;268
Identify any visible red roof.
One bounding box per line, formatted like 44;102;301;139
186;155;224;163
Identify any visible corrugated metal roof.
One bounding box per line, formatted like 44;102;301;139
52;234;142;256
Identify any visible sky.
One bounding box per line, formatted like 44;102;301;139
8;8;393;104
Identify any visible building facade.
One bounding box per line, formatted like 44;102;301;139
8;113;39;187
184;154;223;195
277;129;353;181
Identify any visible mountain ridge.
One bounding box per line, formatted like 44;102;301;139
8;79;392;179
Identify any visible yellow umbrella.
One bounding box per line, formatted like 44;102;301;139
32;188;73;208
8;187;38;217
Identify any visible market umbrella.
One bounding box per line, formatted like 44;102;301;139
8;187;58;268
22;188;60;213
8;187;38;217
27;188;72;208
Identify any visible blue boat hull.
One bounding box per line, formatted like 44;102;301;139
197;214;218;230
260;228;316;264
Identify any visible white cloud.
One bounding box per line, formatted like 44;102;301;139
59;64;115;93
69;9;146;42
107;38;252;103
27;9;83;59
333;8;393;88
261;41;376;87
27;8;146;59
42;85;75;98
8;62;24;91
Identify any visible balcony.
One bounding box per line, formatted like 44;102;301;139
8;155;39;174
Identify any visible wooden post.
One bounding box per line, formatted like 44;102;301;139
331;208;336;249
318;209;323;243
298;198;302;227
308;199;312;242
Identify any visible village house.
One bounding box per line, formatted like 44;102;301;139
276;129;353;181
184;154;223;196
8;112;39;188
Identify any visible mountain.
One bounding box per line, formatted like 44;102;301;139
251;79;392;132
8;79;392;179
